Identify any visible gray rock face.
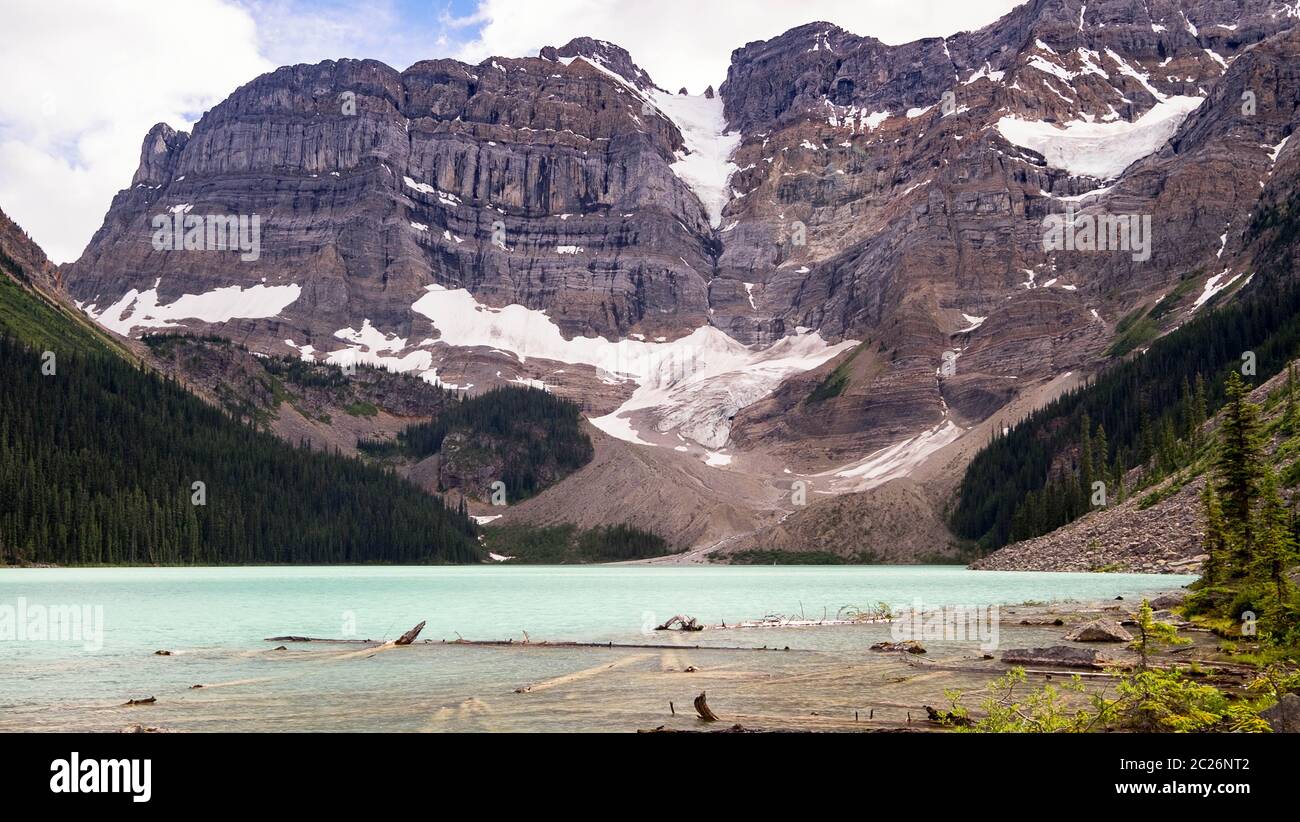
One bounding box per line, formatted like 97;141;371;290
0;206;62;292
1261;693;1300;733
62;2;1300;464
720;0;1300;461
66;43;714;352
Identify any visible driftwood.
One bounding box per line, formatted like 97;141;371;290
395;621;426;646
264;634;793;652
638;724;756;734
123;696;156;706
656;615;703;632
694;691;719;722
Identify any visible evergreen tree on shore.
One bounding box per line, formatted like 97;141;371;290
1199;481;1228;587
1252;470;1297;610
1213;372;1267;571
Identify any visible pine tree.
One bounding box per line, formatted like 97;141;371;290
1199;481;1229;586
1252;468;1297;609
1179;375;1195;440
1129;599;1188;670
1214;371;1267;572
1079;412;1094;508
1192;373;1209;446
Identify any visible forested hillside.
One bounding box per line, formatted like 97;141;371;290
359;386;594;502
952;276;1300;552
0;219;480;566
482;523;673;563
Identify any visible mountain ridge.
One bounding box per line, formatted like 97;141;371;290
51;0;1300;555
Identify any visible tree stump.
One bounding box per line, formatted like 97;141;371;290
694;691;719;722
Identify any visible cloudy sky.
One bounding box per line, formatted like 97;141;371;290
0;0;1021;263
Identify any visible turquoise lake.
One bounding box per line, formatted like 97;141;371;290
0;565;1195;732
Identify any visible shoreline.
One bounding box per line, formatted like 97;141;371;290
5;588;1217;733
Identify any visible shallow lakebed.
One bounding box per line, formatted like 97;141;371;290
0;565;1194;731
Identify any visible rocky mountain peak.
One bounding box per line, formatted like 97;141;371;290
59;0;1300;474
539;36;658;91
130;122;189;188
0;206;62;292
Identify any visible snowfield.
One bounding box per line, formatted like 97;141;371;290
556;53;740;228
996;96;1203;179
652;92;742;227
821;421;964;493
411;284;855;449
90;282;302;336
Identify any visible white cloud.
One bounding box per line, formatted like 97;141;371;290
456;0;1021;93
0;0;1021;265
235;0;448;72
0;0;272;263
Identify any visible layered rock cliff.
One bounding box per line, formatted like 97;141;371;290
60;0;1300;552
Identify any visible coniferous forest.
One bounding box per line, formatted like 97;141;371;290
359;385;594;502
0;325;481;566
952;276;1300;552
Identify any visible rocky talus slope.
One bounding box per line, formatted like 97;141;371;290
972;364;1296;573
971;476;1210;573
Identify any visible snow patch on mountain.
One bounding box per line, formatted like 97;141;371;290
90;282;301;336
561;54;740;227
410;284;853;448
652;91;741;227
996;96;1203;179
334;320;407;354
820;421;963;493
1269;135;1292;164
1193;270;1244;311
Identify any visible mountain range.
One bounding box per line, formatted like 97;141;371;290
22;0;1300;563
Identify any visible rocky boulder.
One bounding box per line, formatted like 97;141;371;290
1261;693;1300;733
1064;619;1134;643
870;640;926;654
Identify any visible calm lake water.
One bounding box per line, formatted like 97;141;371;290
0;565;1194;732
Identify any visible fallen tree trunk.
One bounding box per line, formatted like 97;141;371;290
395;621;426;646
264;635;796;652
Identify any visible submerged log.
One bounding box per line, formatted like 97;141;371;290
123;696;156;706
694;691;719;722
265;635;371;643
395;621;426;646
